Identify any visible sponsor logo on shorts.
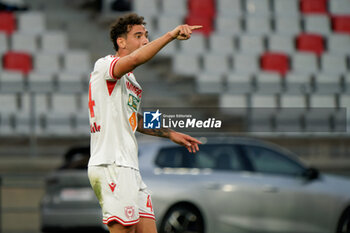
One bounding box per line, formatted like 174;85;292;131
125;206;135;219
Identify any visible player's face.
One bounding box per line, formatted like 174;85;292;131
125;24;149;53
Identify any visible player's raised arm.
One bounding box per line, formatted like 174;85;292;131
113;24;203;78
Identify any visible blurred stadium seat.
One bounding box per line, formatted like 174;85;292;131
216;0;242;17
274;0;299;16
291;52;318;74
0;32;8;54
17;12;45;35
196;72;223;94
260;52;289;76
0;11;16;35
296;33;324;56
11;32;38;53
40;31;68;54
3;51;32;74
27;72;55;93
329;0;350;15
332;16;350;35
304;15;331;36
185;14;213;36
300;0;328;14
267;35;295;54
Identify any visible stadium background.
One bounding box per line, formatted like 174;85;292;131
0;0;350;232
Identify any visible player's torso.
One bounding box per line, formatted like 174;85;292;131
88;55;142;167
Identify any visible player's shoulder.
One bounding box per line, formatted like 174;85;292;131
93;55;119;70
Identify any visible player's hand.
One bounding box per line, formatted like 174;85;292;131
169;131;202;153
169;24;203;40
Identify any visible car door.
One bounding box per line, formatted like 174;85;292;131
240;144;330;233
191;144;265;233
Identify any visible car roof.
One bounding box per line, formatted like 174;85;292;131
138;135;300;160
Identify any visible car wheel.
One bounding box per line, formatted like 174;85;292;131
160;205;204;233
337;208;350;233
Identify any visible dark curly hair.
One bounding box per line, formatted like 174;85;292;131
110;13;146;51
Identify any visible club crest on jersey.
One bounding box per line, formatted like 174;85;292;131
109;182;116;192
124;206;135;219
144;110;161;129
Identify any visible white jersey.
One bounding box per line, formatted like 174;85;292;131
88;55;142;170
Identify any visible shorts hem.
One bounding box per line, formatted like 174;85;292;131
103;216;140;226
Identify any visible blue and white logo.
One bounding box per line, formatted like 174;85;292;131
143;109;162;129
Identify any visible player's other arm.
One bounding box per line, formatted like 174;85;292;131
136;113;201;153
113;25;202;78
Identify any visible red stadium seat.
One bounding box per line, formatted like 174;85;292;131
186;15;213;36
297;34;324;56
332;16;350;34
261;52;289;76
3;51;33;74
300;0;328;14
188;0;215;18
0;12;16;35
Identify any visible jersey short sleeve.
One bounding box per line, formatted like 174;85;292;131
94;56;120;81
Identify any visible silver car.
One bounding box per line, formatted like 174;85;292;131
40;137;350;233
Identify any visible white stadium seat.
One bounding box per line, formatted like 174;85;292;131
196;73;223;94
215;16;242;36
245;0;270;15
267;34;295;54
34;52;61;74
329;0;350;14
217;0;243;17
239;34;265;54
17;12;46;34
63;50;91;75
304;15;331;36
246;16;272;35
274;0;299;16
179;34;206;55
41;31;68;54
172;54;201;76
226;73;253;94
28;72;55;93
11;32;38;53
202;53;231;75
161;0;187;17
291;52;318;75
0;32;8;54
209;34;235;55
327;34;350;55
232;53;260;75
320;53;347;75
275;16;302;36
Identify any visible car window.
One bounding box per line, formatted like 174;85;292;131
243;145;305;176
155;145;244;171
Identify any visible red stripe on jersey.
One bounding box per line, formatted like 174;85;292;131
109;57;120;80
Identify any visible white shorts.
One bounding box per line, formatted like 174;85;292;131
88;164;155;226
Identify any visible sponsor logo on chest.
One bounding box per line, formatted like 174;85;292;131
126;80;142;98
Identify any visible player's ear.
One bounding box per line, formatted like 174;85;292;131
117;37;126;49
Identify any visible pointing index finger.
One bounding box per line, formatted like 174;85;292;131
190;25;203;30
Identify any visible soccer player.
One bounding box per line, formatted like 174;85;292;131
87;13;202;233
